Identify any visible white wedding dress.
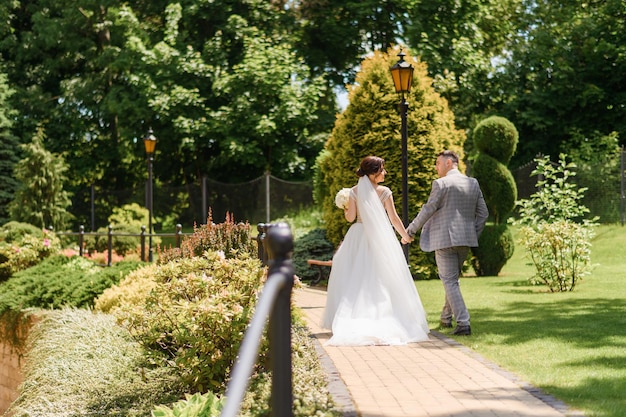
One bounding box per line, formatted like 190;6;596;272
321;176;430;346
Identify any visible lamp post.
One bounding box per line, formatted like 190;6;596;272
390;50;414;263
143;128;157;262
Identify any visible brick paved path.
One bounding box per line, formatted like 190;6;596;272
294;286;584;417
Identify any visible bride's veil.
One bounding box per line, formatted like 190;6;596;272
356;175;424;312
356;175;399;254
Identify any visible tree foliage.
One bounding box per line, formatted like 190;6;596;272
405;0;524;129
0;71;20;225
497;0;626;167
0;0;329;228
9;128;73;230
318;47;465;279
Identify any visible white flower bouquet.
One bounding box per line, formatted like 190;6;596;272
335;188;351;210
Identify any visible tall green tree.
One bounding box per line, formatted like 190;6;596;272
497;0;626;167
9;128;73;230
295;0;409;85
0;71;20;226
319;47;465;279
405;0;524;129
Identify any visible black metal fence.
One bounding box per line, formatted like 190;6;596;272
55;224;192;265
72;173;314;232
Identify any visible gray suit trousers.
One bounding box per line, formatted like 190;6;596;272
435;246;470;326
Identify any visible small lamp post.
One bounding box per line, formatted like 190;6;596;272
390;50;414;262
143;128;157;262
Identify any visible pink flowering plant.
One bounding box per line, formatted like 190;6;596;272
0;223;61;281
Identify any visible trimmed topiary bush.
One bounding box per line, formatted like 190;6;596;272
471;116;519;276
470;224;514;276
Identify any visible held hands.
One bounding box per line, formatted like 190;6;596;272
401;235;413;245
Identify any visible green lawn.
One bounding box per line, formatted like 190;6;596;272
414;225;626;417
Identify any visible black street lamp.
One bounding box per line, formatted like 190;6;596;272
143;128;157;262
390;50;414;262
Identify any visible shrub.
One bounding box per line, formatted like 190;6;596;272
87;203;161;256
152;392;225;417
512;154;597;291
518;220;594;291
0;223;61;282
292;228;335;281
103;251;266;393
0;255;143;319
470;116;518;276
158;212;256;263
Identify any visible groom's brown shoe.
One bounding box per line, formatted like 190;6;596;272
440;320;453;328
452;325;471;336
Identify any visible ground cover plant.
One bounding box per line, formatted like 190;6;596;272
415;224;626;417
0;254;142;349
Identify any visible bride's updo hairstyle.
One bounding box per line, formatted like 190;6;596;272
356;156;385;177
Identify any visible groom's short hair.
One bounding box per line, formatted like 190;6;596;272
439;150;459;165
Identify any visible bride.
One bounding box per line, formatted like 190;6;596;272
321;156;430;346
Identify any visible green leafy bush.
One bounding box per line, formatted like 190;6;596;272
519;220;594;291
512;154;597;291
152;392;225;417
0;255;142;314
87;203;161;256
102;251;266;393
292;228;335;281
471;116;518;276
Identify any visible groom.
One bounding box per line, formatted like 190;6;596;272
403;150;488;336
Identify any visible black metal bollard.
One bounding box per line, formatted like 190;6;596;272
78;225;85;257
220;223;294;417
107;225;113;267
257;223;268;265
140;225;146;262
265;223;295;417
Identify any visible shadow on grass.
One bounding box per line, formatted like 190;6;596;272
473;298;626;416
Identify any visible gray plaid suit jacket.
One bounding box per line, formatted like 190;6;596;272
407;169;489;252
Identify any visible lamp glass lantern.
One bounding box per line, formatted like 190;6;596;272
143;129;157;155
390;51;414;95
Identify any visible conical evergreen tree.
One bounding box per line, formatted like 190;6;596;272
0;72;20;225
9;128;73;230
318;47;465;279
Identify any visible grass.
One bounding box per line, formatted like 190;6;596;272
413;224;626;417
